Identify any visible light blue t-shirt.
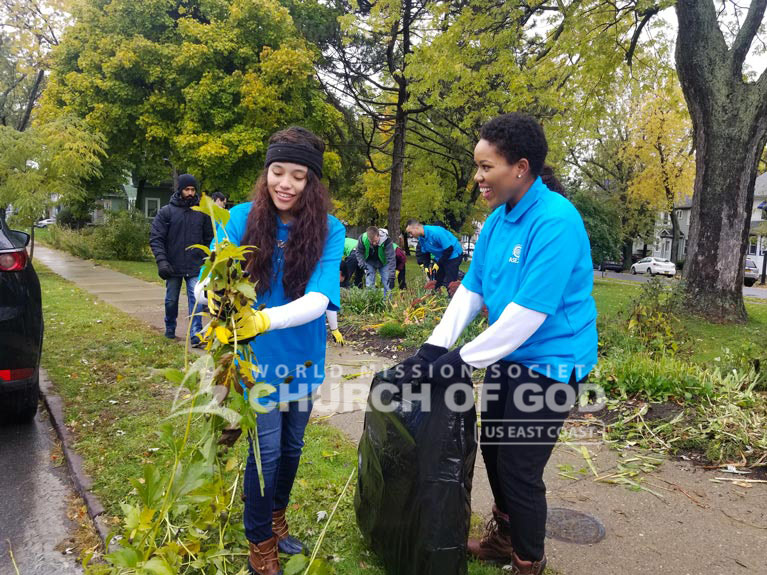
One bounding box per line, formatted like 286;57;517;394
213;202;345;404
461;177;597;383
419;225;463;261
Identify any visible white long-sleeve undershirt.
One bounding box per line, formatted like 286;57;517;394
459;301;547;368
263;292;329;331
426;284;485;348
425;284;548;368
326;310;338;331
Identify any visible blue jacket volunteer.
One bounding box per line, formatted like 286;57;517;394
215;204;344;405
198;126;344;575
405;220;463;289
399;112;597;575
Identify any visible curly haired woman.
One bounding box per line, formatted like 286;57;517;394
213;126;344;575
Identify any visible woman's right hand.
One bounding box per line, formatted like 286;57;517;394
393;343;447;384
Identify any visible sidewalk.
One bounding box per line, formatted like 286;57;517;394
35;246;767;575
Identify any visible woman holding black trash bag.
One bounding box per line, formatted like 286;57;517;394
398;112;597;574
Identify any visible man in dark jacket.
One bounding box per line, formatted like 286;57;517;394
354;226;396;296
149;174;213;342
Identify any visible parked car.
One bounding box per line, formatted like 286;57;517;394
594;259;624;272
744;258;759;287
0;218;43;422
34;217;56;228
630;257;677;277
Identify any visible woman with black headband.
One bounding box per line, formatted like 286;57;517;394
206;126;344;575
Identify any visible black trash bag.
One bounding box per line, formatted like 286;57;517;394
354;367;477;575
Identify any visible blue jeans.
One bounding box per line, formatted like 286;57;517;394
243;398;313;543
364;262;392;296
164;275;203;338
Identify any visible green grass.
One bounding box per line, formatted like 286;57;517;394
591;278;767;364
92;259;162;284
38;263;525;574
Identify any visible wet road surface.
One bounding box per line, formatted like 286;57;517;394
0;408;82;575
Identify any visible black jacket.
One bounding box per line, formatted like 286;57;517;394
149;192;213;276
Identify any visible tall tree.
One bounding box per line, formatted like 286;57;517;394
41;0;342;200
673;0;767;321
328;0;433;235
0;0;66;131
0;116;105;223
622;78;695;264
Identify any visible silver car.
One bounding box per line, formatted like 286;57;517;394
630;257;677;277
744;258;759;287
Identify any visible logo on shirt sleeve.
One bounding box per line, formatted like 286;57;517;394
509;244;522;264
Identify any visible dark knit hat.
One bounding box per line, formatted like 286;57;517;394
177;174;199;193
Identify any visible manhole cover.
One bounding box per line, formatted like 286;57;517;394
546;507;606;544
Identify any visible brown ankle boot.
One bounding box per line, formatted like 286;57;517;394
272;507;306;555
509;551;547;575
467;505;514;563
247;535;282;575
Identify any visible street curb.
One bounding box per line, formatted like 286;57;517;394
39;368;112;548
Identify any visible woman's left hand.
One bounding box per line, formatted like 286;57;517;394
331;329;345;345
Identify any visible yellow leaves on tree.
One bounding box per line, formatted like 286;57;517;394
623;80;695;213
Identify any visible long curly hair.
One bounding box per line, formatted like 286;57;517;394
241;127;330;301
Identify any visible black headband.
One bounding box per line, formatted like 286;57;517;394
265;143;323;178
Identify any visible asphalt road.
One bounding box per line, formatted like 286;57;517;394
594;270;767;299
0;408;82;575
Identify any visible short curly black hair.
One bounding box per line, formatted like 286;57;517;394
479;113;548;176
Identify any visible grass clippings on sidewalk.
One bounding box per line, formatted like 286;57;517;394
38;264;519;575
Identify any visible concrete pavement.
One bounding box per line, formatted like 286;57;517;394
33;245;767;575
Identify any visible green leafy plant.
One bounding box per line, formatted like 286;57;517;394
378;321;406;338
627;278;686;356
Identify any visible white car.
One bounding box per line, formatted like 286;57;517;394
34;218;56;228
631;257;676;277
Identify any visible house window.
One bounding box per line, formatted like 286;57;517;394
749;237;758;255
145;197;160;218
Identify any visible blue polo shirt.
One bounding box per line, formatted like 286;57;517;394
419;225;463;261
461;177;597;383
213;202;345;405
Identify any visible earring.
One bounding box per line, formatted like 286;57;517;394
516;174;522;179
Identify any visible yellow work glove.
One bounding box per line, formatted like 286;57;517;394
206;291;270;344
331;329;345;345
232;308;271;343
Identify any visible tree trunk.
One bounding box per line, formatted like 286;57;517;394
16;70;44;132
675;0;767;322
680;127;766;321
387;102;406;238
670;208;681;264
622;240;633;271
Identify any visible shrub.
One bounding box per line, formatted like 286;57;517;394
627;278;687;355
592;352;708;402
94;210;151;261
378;321;406;338
46;209;151;261
341;287;390;314
56;206;91;229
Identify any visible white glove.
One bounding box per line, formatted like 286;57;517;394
194;276;210;306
